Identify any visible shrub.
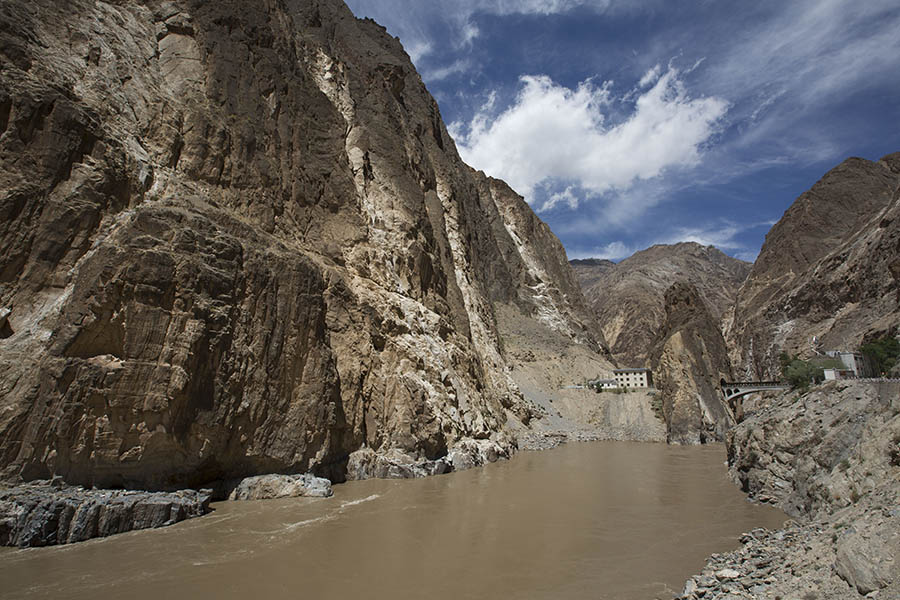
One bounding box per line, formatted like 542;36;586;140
782;356;824;390
860;335;900;375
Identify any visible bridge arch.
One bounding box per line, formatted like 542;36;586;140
720;379;788;402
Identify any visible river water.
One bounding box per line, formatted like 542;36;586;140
0;442;785;600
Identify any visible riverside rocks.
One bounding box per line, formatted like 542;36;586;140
227;473;333;501
344;438;513;480
0;480;210;547
677;380;900;599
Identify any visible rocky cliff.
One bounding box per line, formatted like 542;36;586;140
650;282;735;444
572;243;750;366
727;153;900;378
571;244;747;443
678;380;900;599
0;0;608;490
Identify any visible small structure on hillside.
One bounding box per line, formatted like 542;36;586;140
824;350;875;378
823;368;856;381
591;378;619;390
613;368;653;389
588;368;654;391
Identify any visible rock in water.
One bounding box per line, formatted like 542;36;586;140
0;481;210;547
0;0;607;489
227;474;333;501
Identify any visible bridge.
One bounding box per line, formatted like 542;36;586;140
720;379;788;402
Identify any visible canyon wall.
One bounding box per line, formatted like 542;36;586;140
726;154;900;378
0;0;608;489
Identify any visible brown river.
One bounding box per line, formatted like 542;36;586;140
0;442;785;600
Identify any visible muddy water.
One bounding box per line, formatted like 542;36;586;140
0;442;785;600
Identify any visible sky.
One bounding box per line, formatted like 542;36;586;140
344;0;900;263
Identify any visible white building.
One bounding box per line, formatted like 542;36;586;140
591;378;619;390
825;351;875;378
613;368;653;389
823;368;856;381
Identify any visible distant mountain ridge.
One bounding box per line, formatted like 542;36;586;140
570;152;900;444
571;242;751;366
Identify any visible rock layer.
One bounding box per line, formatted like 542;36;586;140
0;0;605;490
0;480;210;547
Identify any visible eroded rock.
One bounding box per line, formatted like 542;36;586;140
0;0;607;491
0;481;210;547
227;474;333;501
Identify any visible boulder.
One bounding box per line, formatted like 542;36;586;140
834;533;895;595
227;474;333;501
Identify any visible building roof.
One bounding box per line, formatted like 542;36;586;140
591;379;617;384
613;368;650;373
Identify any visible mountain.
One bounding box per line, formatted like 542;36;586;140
571;243;748;443
650;282;735;444
572;242;751;366
726;153;900;378
0;0;608;489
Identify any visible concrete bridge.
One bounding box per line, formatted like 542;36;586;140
720;379;789;402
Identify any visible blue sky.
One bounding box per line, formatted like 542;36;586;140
345;0;900;262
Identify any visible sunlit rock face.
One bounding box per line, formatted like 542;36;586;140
726;153;900;379
650;282;736;445
0;0;606;488
571;243;750;367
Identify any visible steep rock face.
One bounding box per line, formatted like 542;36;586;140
650;283;735;444
706;381;900;599
568;258;615;293
573;243;750;366
727;154;900;378
0;0;604;489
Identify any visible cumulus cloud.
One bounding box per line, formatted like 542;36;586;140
451;66;728;203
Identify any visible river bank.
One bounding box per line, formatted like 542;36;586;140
675;380;900;599
0;441;784;600
0;382;667;548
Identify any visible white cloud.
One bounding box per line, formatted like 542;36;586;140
664;224;742;250
347;0;640;64
404;39;433;65
700;0;900;165
452;67;728;203
423;59;472;82
638;64;661;87
541;185;580;211
568;241;635;261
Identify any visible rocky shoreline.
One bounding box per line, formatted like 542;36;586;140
676;380;900;599
0;436;518;547
0;479;211;548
